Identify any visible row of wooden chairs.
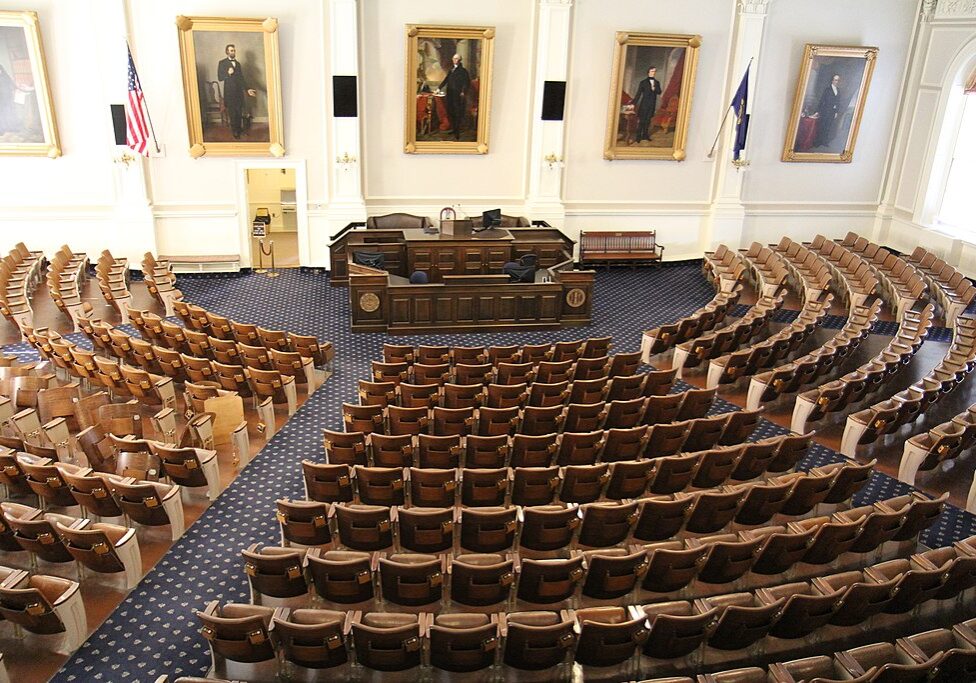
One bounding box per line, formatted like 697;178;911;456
0;242;43;331
197;519;964;680
643;613;976;682
94;249;132;323
46;244;91;331
0;566;86;655
326;410;771;470
382;337;612;366
340;388;719;438
370;353;642;390
702;245;748;292
770;236;833;301
792;303;934;434
642;287;742;360
900;403;976;512
359;369;678;411
299;459;873;532
907;245;976;327
0;500;142;589
842;314;976;455
706;292;834;390
141;252;183;317
747;297;882;410
808;234;880;307
673;292;783;374
170;300;334;370
0;452;185;540
740;242;791;298
250;490;942;611
836;232;928;317
310;435;810;508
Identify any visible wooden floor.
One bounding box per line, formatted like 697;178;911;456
0;275;315;682
1;269;971;682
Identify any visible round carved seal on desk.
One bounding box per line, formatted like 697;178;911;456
566;288;586;308
359;292;380;313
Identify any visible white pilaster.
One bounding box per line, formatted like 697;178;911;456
326;0;366;231
525;0;573;226
702;0;770;252
101;0;156;266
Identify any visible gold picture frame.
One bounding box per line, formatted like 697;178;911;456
604;32;701;161
0;11;60;158
782;44;878;163
404;24;495;155
176;15;284;158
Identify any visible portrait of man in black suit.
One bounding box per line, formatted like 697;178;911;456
632;66;662;143
217;43;256;139
438;54;471;140
813;73;844;148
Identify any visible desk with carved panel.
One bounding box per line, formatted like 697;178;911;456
328;224;575;287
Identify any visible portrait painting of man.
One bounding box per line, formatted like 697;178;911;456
604;32;701;161
783;44;878;163
405;25;495;155
177;16;284;157
0;11;59;157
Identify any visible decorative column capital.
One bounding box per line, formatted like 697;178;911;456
738;0;770;15
540;0;573;6
921;0;939;19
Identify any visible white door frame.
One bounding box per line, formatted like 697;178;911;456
236;159;310;268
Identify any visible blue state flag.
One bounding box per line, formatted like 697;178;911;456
731;65;750;161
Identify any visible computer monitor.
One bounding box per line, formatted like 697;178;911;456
482;208;502;229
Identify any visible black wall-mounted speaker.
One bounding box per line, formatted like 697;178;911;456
333;75;358;117
541;80;566;121
110;104;127;144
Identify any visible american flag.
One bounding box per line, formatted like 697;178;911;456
126;45;154;155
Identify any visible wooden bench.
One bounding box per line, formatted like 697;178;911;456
579;230;664;269
158;254;241;273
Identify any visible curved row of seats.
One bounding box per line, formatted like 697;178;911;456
641;614;976;682
792;303;934;434
702;245;748;292
304;441;816;510
807;233;880;307
341;389;721;439
95;249;132;323
46;245;91;331
0;243;43;332
195;516;959;681
673;292;784;376
382;337;613;366
842;311;976;455
746;298;880;410
900;402;976;512
907;245;976;327
836;232;928;317
325;411;771;470
141;252;183;317
642;286;742;361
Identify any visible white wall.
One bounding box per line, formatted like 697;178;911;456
359;0;535;210
128;0;328;265
876;1;976;275
0;0;935;270
740;0;917;247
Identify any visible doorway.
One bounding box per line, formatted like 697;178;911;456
245;167;300;268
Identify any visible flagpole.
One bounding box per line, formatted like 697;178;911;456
127;40;161;154
707;57;754;159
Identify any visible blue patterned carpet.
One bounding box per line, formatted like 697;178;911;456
26;264;974;681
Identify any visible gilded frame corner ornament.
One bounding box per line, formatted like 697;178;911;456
404;24;495;155
603;31;701;161
781;43;879;164
176;15;285;158
0;10;61;158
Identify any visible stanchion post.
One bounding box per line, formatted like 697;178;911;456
266;240;279;278
255;238;267;274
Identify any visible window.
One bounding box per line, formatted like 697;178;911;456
939;91;976;231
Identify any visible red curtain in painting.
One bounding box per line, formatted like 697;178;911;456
652;49;685;130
